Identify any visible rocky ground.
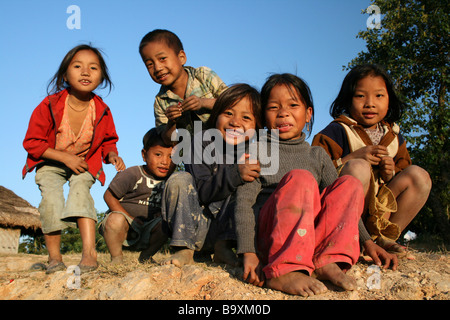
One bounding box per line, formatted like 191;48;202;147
0;247;449;302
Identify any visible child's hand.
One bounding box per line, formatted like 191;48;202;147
347;145;388;165
238;154;260;182
242;252;265;287
63;153;89;175
108;152;126;171
379;156;395;182
165;103;183;122
363;239;398;270
180;95;202;112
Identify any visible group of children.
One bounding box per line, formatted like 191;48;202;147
23;29;431;297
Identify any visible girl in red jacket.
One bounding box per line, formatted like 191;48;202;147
23;44;125;273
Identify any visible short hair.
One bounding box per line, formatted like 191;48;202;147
206;83;262;131
142;127;170;151
139;29;184;57
330;64;404;123
260;73;315;135
47;43;113;95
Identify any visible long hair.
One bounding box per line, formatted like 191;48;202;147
47;44;113;95
330;64;404;123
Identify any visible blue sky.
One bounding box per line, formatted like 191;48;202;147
1;0;372;212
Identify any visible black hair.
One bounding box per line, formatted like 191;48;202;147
139;29;184;58
260;73;315;135
330;64;404;123
207;83;262;131
47;44;113;95
142;127;171;151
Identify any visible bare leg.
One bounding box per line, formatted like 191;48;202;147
385;165;431;231
139;221;168;263
314;263;356;291
77;217;98;268
44;231;63;267
103;213;129;264
266;271;328;297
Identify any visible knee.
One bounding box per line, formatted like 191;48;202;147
166;171;194;191
104;213;128;233
341;159;371;185
336;175;365;199
404;165;432;193
283;169;316;185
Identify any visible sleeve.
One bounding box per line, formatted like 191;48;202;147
154;98;168;127
317;148;339;191
234;179;261;254
312;123;347;168
107;167;137;200
23;100;53;159
100;108;119;163
196;67;228;97
393;133;412;173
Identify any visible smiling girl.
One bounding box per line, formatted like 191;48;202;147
313;64;431;260
23;44;125;273
161;84;261;268
235;73;365;297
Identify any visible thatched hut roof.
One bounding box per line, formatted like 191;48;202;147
0;186;41;235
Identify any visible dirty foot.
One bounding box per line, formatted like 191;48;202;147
161;248;194;268
314;263;356;291
266;271;328;297
213;240;240;267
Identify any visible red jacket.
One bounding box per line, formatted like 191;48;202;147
23;89;119;185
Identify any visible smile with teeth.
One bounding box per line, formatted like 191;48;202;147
277;123;293;132
225;129;244;137
80;79;91;85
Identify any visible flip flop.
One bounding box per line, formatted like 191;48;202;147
45;262;67;274
77;263;98;273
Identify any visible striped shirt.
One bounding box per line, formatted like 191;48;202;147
153;66;227;132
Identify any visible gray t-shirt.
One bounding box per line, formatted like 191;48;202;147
108;165;165;220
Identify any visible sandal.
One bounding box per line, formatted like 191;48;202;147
45;262;67;274
77;263;99;273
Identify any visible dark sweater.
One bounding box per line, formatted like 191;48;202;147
185;130;245;215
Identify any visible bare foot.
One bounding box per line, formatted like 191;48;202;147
314;263;356;291
79;249;98;268
213;240;240;267
266;271;328;297
110;255;124;265
161;248;194;267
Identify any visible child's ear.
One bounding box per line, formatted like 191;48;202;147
306;106;313;122
141;149;146;162
178;50;187;65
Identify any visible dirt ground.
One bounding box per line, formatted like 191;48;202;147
0;245;449;301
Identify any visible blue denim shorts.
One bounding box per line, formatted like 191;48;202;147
35;164;96;233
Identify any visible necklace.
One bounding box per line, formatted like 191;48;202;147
68;98;90;112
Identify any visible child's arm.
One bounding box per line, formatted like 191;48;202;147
106;151;126;172
180;95;216;112
104;189;143;225
41;148;89;175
